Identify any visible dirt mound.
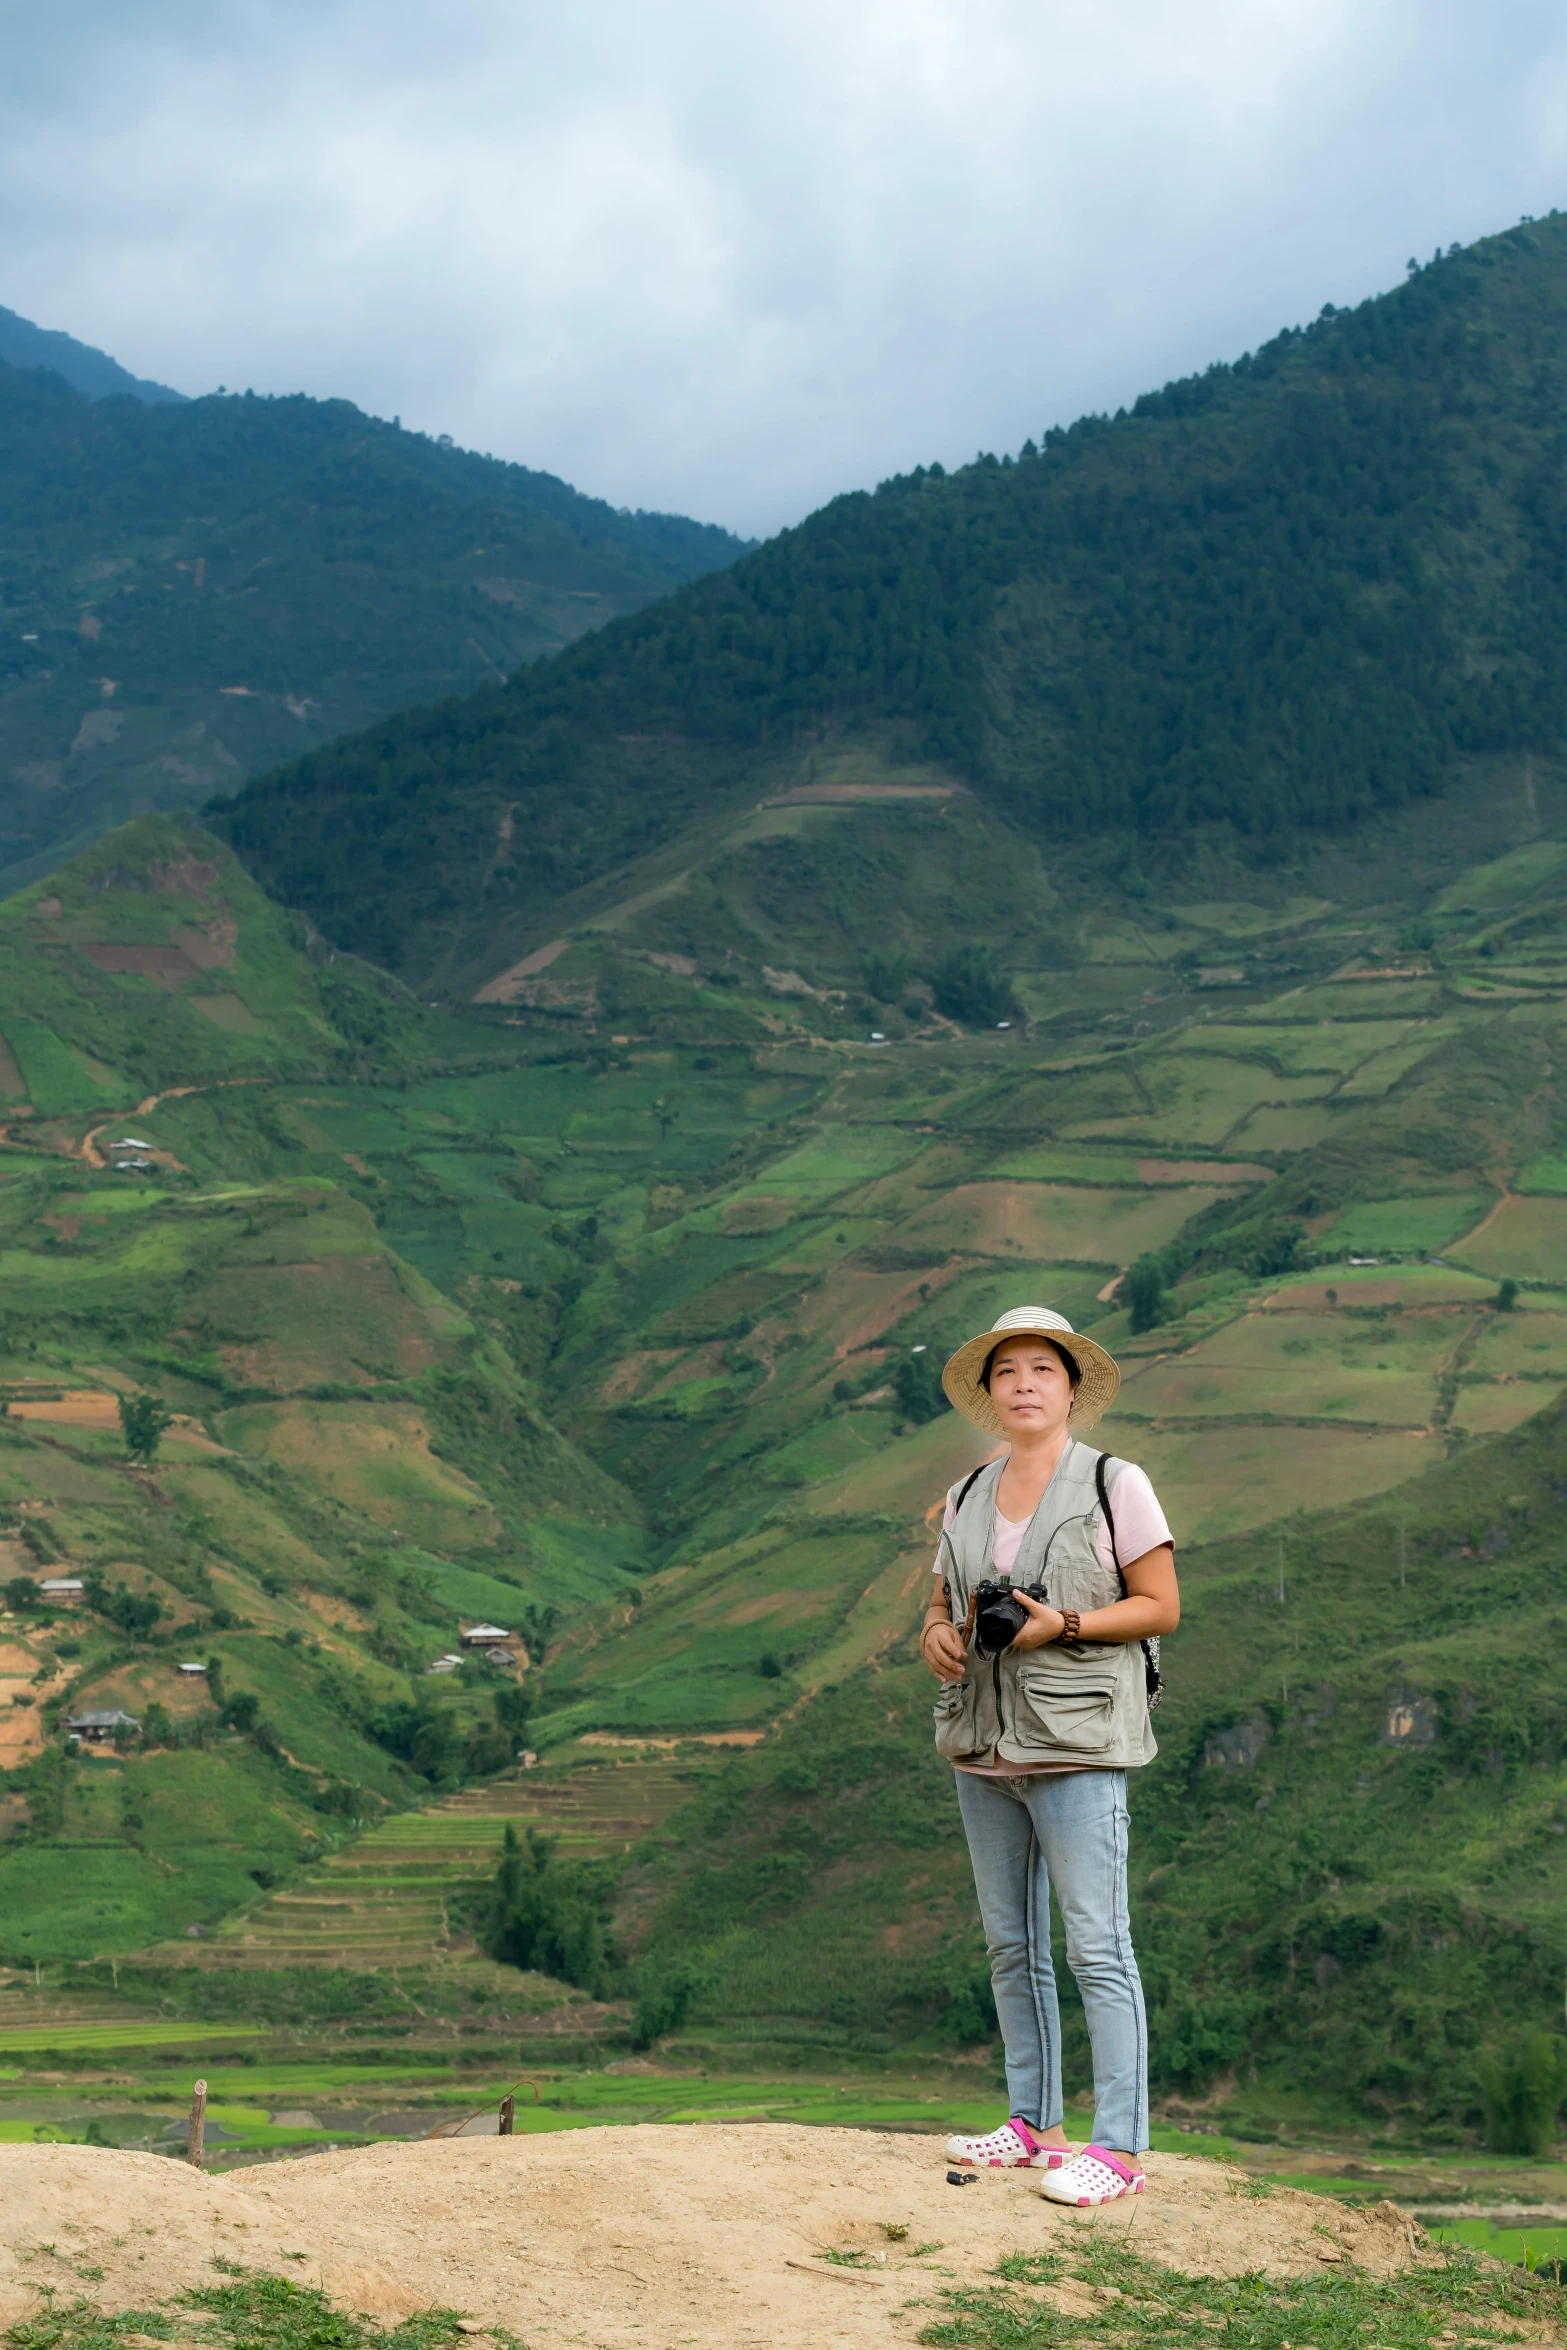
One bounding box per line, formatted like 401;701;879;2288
0;2128;1420;2349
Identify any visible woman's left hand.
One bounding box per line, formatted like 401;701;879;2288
1009;1591;1066;1651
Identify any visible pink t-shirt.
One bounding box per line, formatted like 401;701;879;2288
932;1462;1173;1777
934;1462;1172;1584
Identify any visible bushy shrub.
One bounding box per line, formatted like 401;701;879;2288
86;1576;163;1639
118;1390;174;1463
630;1955;709;2050
930;943;1012;1027
1124;1255;1166;1334
863;950;910;1003
893;1349;947;1423
1477;2029;1567;2155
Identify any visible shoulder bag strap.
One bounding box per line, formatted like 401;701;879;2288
1095;1451;1163;1708
934;1460;991;1582
954;1463;988;1516
1094;1451;1125;1593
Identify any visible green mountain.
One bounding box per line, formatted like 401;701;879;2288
0;303;185;405
7;210;1567;2138
1;781;1564;2142
220;214;1567;986
0;362;747;897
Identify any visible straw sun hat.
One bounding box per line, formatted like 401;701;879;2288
941;1306;1120;1435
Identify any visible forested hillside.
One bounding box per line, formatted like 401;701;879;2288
0;362;747;896
220;214;1567;984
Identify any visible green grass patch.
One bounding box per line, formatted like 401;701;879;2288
1426;2219;1567;2269
1455;1195;1567;1282
4;2272;488;2350
0;1016;125;1115
1120;1306;1465;1425
892;1181;1226;1265
1515;1154;1567;1194
918;2237;1565;2350
1193;1020;1423;1074
987;1147;1164;1186
1434;838;1567;912
0;2020;267;2052
1321;1194;1491;1257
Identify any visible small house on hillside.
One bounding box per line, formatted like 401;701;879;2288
40;1578;84;1602
176;1661;208;1678
459;1622;512;1649
66;1709;140;1745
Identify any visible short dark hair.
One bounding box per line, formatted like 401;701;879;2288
980;1335;1081;1394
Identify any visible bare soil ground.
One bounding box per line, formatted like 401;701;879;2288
0;2128;1428;2350
475;939;570;1002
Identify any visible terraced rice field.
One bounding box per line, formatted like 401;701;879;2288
172;1757;703;1972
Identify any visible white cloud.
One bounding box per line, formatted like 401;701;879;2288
2;0;1566;533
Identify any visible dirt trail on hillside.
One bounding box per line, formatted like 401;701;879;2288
78;1078;265;1169
0;2128;1433;2350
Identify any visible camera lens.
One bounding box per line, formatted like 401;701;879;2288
972;1579;1028;1658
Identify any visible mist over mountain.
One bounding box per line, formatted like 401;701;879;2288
0;303;186;405
218;213;1567;987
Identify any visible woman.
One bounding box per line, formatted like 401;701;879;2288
920;1305;1179;2207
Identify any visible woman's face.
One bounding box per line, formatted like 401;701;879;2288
986;1338;1076;1440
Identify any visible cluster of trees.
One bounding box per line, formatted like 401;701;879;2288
475;1823;707;2048
223;217;1567;975
480;1823;611;1999
368;1679;533;1786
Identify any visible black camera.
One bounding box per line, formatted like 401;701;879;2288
971;1577;1049;1659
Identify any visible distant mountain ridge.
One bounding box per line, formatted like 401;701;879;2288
0;303;186;405
216;212;1567;987
0;362;749;898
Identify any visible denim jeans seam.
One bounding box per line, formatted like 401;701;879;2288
1109;1784;1147;2151
1024;1825;1050;2131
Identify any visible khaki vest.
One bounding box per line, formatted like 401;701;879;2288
931;1443;1157;1772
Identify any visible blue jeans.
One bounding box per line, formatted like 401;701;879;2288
953;1768;1148;2154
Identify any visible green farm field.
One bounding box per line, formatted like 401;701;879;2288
13;217;1567;2206
1;781;1566;2162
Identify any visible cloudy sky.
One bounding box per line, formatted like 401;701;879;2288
5;0;1567;535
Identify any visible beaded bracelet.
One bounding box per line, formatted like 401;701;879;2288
1057;1609;1081;1643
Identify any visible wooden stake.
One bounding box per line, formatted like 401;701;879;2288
498;2093;515;2137
188;2078;208;2170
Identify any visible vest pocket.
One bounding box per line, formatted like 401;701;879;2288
1012;1666;1119;1754
933;1678;987;1761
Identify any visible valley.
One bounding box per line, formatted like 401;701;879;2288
0;754;1562;2167
2;212;1567;2194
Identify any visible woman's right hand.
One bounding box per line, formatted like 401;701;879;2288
922;1621;969;1682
